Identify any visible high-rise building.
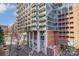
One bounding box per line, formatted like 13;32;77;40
16;3;60;55
57;3;79;49
16;3;79;55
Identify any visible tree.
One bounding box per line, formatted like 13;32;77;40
0;26;4;45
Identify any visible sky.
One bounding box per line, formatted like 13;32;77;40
0;3;16;26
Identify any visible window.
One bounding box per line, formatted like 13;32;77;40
66;27;69;29
70;31;74;33
39;20;46;23
58;3;62;7
48;26;54;30
61;23;65;25
58;11;61;14
66;36;69;38
32;25;36;27
61;14;65;17
58;15;61;17
40;25;46;28
69;6;73;10
65;13;68;15
69;12;73;14
70;36;74;38
62;7;68;13
40;31;45;40
63;31;65;33
58;19;61;21
65;18;69;20
66;22;69;24
53;23;57;26
70;26;74;29
70;17;73;19
62;19;65;21
66;31;69;33
70;22;73;24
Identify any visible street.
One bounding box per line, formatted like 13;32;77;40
5;45;30;56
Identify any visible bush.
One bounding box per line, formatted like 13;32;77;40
0;27;4;45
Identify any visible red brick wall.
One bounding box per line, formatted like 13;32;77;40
47;31;59;47
47;31;55;46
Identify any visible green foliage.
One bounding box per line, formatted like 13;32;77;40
0;27;4;45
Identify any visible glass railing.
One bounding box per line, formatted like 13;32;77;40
39;11;46;17
39;14;46;18
31;25;36;28
39;9;45;13
39;3;45;7
39;25;46;28
39;6;45;11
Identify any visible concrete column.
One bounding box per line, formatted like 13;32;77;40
44;31;47;55
29;32;31;47
37;31;40;53
32;32;34;50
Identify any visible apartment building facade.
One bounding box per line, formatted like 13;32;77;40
57;3;79;49
16;3;60;55
16;3;79;55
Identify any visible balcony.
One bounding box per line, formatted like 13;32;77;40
25;27;31;32
31;23;37;26
31;7;36;12
39;22;46;26
39;6;45;12
39;25;46;30
32;18;36;21
31;25;37;28
39;3;45;7
39;16;46;21
39;11;46;17
31;27;37;31
31;13;36;18
31;4;36;8
27;16;30;19
28;11;31;15
40;27;46;31
32;10;37;14
39;8;45;13
39;14;46;19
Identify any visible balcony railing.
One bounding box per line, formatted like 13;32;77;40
39;14;46;18
39;3;45;7
31;7;36;12
39;11;46;17
39;5;45;10
31;4;36;8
